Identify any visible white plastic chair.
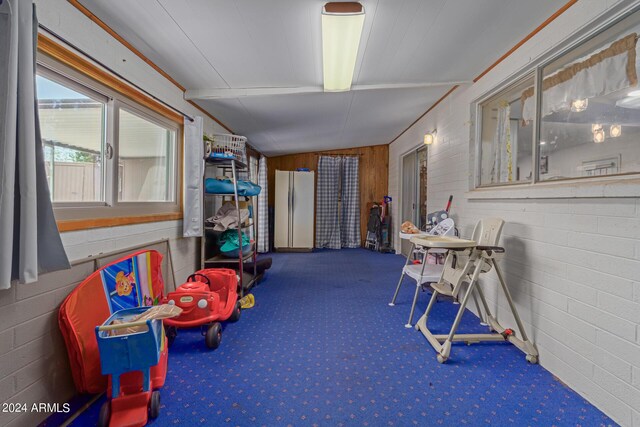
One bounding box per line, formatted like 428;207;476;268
389;218;455;328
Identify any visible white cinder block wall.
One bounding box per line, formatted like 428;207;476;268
0;0;227;425
389;1;640;426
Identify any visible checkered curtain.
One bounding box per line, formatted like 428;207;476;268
340;157;360;248
315;156;342;249
257;155;269;253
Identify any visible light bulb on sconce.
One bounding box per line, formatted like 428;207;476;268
424;130;437;145
610;124;622;138
593;128;605;143
571;98;588;112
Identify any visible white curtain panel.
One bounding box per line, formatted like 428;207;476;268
0;1;70;289
490;102;513;183
522;40;639;122
257;155;269;253
182;116;203;237
340;157;360;248
315;156;341;249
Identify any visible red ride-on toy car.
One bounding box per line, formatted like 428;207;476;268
163;268;241;349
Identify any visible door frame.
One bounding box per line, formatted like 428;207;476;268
398;142;428;254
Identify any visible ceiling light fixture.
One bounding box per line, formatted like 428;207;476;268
593;128;605;143
570;98;588;112
610;124;622;137
424;130;437;145
322;2;365;92
591;123;603;133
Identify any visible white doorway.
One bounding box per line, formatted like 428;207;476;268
400;146;428;256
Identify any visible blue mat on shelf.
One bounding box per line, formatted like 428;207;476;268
67;249;614;426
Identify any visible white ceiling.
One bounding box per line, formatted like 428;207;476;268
78;0;568;156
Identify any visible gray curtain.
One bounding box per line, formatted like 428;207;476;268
182;116;203;237
315;156;341;249
340;157;360;248
0;1;70;289
257;155;269;253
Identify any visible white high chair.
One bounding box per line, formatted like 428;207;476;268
413;218;538;364
389;218;455;328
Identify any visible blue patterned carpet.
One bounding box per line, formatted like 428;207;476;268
70;249;614;426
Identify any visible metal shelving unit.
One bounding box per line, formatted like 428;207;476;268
201;157;258;296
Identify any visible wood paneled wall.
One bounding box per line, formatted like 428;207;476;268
267;145;389;245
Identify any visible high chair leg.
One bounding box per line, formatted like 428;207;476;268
491;259;539;363
406;282;421;328
389;243;414;306
471;288;487;326
439;263;484;359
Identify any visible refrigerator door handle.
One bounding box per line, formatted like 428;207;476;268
289;173;294;247
291;176;295;247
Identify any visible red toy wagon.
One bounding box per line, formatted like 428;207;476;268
163;268;241;349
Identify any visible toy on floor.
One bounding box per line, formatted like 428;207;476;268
239;293;255;309
163;268;241;349
95;306;175;427
59;250;166;394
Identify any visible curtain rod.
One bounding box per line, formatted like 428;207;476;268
315;153;364;156
38;24;195;122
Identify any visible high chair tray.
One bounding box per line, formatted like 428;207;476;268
399;232;428;240
409;235;476;249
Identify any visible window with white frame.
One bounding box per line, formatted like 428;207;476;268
476;8;640;187
478;75;535;185
36;57;180;218
37;73;107;203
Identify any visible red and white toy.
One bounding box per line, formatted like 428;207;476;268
163;269;241;349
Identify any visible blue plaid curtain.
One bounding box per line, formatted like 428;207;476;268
340;157;360;248
315;156;341;249
257;155;269;253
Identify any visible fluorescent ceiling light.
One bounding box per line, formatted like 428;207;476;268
322;2;365;92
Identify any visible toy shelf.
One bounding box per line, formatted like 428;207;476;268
201;156;259;296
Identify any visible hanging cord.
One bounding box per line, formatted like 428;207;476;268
38;24;195;122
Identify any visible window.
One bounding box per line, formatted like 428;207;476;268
118;108;176;202
37;74;107;203
35;55;181;222
475;8;640;188
479;75;534;186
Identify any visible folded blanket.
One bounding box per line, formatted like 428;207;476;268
206;202;249;231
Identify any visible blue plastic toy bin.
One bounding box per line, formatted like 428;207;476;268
95;307;162;397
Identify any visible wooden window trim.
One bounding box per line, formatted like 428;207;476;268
37;35;185;232
37;34;183;124
57;212;183;232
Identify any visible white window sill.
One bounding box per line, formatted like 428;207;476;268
466;175;640;200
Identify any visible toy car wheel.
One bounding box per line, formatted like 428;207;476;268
98;402;110;427
205;323;222;349
149;391;161;419
166;326;177;347
229;301;242;322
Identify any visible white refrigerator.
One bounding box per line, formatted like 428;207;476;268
274;170;315;251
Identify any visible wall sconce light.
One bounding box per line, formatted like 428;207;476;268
571;98;588;112
593;128;605;143
610;124;622;138
424;130;437;145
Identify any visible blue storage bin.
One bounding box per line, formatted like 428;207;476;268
95;307;162;377
205;178;261;196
